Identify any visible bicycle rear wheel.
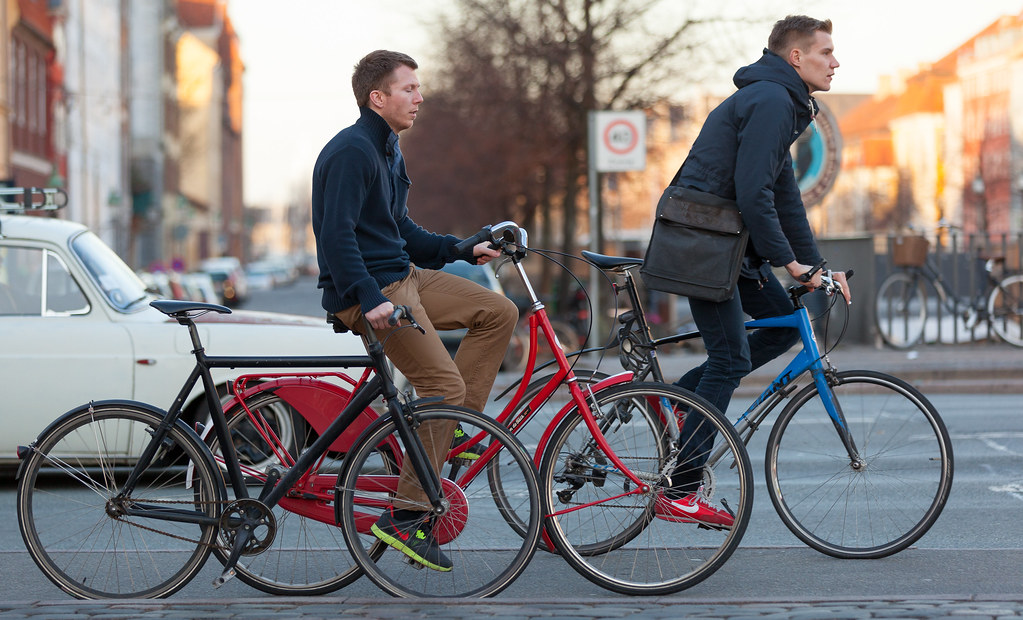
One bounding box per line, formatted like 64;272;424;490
766;370;954;558
338;405;541;598
875;271;927;348
208;390;395;595
539;383;752;595
16;402;223;599
988;274;1023;347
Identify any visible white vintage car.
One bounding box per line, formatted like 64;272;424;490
0;192;366;470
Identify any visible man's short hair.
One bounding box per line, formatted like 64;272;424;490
767;15;832;56
352;50;419;108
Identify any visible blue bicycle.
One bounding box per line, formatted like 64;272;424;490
580;251;954;559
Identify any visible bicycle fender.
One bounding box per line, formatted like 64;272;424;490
222;377;384;454
531;371;634;468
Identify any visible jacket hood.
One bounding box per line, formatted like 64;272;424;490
733;49;816;112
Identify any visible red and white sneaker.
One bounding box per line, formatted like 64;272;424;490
655;486;734;530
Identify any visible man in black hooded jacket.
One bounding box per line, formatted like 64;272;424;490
656;15;852;528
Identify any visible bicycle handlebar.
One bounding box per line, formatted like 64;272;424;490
387;304;426;334
791;269;853;299
453;221;529;257
454;226;494;254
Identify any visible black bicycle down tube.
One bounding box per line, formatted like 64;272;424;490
259;373;385;509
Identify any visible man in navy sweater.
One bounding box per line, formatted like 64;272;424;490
655;16;852;528
311;50;518;571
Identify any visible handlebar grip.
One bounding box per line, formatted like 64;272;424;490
387;305;407;326
453;225;493;255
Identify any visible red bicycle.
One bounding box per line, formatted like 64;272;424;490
202;221;753;595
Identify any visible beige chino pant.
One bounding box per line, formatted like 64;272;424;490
336;266;518;510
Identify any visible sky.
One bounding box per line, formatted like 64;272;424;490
227;0;1023;207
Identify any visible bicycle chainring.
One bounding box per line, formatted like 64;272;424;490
219;498;277;556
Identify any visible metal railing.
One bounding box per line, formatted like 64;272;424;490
877;230;1022;345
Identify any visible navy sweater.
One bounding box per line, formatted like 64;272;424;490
675;50;823;276
311;108;470;314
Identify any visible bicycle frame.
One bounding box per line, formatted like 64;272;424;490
604;261;861;468
112;306;451;581
451;253;658;496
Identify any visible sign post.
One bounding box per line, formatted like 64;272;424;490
587;111;646;347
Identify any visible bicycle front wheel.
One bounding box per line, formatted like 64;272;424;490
988;274;1023;347
209;390;394;595
540;383;752;595
338;405;541;598
766;370;954;558
16;402;223;599
875;271;928;348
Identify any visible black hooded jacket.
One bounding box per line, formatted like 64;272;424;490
674;49;824;277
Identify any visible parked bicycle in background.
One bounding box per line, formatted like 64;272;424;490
874;224;1023;349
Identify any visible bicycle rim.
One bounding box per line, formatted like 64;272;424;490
540;383;752;595
338;405;541;598
766;370;954;558
16;403;221;599
989;274;1023;347
875;272;927;348
209;391;389;595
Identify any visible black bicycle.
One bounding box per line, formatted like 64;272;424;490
16;301;541;599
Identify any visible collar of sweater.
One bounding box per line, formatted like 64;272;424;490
357;107;398;155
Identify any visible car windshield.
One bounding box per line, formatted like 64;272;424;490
71;232;151;311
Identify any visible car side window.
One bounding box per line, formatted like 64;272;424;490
0;246;89;316
45;251;89;314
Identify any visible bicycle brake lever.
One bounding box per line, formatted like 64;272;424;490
389;304;426;334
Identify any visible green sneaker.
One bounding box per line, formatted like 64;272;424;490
450;424;485;462
370;507;453;572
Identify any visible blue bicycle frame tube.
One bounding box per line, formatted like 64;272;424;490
740;308;845;431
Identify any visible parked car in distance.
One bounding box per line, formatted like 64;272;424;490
245;256;297;291
200;256;248;306
0;206;366;472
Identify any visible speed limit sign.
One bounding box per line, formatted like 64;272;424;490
593;111;646;172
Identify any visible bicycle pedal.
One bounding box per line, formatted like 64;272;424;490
404;556;427;570
212;567;236;588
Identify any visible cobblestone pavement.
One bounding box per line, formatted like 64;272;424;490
3;596;1023;619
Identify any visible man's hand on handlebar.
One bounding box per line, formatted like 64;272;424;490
786;261;823;291
473;242;501;265
829;270;853;305
364;301;396;330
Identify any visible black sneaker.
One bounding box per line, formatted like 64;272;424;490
371;507;453;572
449;424;485;463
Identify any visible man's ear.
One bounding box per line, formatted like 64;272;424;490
368;89;385;109
788;48;802;68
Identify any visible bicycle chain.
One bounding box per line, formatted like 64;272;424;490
110;496;236;551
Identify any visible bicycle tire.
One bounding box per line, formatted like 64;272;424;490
17;402;223;599
338;404;541;598
988;274;1023;347
874;271;928;348
487;368;609;549
539;382;753;595
765;370;954;559
208;390;396;595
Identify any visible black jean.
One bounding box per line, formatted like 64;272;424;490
669;271;798;495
